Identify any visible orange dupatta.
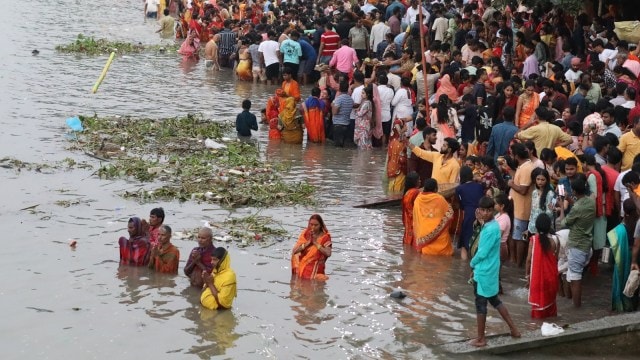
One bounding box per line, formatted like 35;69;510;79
282;80;301;102
291;229;332;281
413;192;454;255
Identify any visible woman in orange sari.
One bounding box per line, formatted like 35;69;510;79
402;172;421;246
515;80;540;129
413;179;455;256
386;116;410;193
291;214;332;281
302;87;326;143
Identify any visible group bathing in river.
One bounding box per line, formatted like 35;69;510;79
134;0;640;346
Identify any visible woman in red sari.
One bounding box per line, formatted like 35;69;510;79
291;214;332;281
526;214;559;319
302;87;326;143
266;90;282;139
119;217;150;266
402;172;421;246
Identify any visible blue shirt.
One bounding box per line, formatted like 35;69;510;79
385;1;405;20
332;94;353;126
236;110;258;137
280;39;302;64
298;39;316;62
470;220;501;297
487;121;518;161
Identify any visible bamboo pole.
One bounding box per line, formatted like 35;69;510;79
418;3;429;102
92;52;116;94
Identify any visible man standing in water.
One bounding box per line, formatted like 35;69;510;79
184;227;216;288
470;197;521;347
156;9;174;39
204;32;220;71
148;207;165;247
148;225;180;274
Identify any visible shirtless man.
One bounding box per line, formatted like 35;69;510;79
205;33;220;71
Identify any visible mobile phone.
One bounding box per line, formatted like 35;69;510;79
558;184;565;197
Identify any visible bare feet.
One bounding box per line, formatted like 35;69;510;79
469;338;487;347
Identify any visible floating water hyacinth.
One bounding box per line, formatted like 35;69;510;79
65;113;315;207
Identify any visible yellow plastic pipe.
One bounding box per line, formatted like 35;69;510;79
92;52;115;94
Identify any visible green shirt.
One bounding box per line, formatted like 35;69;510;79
561;196;595;252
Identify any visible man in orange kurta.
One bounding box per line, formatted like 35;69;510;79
413;179;454;256
148;225;180;274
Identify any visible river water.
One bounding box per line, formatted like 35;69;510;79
0;1;615;359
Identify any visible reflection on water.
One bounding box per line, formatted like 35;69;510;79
289;277;332;327
184;307;240;359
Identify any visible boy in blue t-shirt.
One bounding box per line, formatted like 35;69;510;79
236;99;258;138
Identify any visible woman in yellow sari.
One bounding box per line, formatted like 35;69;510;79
201;247;237;310
235;39;253;81
291;214;332;281
278;96;303;144
413;179;455;256
515;80;540;129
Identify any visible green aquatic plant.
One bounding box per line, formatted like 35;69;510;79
175;214;289;246
55;34;180;55
69;114;315;207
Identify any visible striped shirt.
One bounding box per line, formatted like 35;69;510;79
320;30;340;57
218;29;237;56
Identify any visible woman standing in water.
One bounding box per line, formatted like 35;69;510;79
119;217;150;266
291;214;332;281
354;85;374;149
402;172;421;246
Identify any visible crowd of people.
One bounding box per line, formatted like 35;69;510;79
138;0;640;346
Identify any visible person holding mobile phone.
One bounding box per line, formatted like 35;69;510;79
557;174;595;308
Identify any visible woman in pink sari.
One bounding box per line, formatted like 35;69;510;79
435;74;459;103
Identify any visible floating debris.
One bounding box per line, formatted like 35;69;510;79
178;214;289;246
55;34;180;55
67;114;315;207
0;157;93;173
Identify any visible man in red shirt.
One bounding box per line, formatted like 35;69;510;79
602;147;621;230
317;22;340;65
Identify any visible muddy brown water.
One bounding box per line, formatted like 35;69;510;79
0;1;621;359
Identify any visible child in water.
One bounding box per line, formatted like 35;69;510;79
235;99;258;139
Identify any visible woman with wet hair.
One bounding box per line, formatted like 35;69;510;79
118;217;150;267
